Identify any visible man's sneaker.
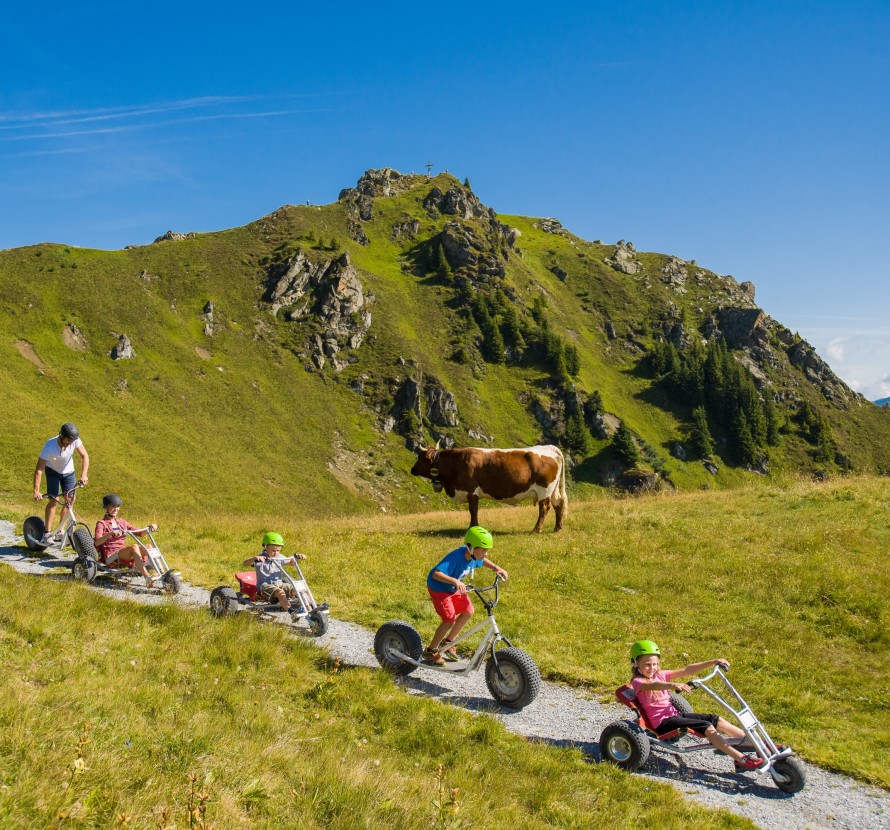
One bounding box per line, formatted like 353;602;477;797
734;755;766;771
41;532;54;546
423;647;445;666
440;639;460;662
52;530;65;542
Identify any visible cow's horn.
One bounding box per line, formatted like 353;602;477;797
434;439;441;451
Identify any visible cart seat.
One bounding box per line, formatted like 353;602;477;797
615;684;706;740
236;571;259;600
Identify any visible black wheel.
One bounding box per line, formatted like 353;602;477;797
23;516;47;551
72;556;98;583
209;586;239;617
485;647;541;708
772;757;806;794
307;607;329;636
600;720;651;770
669;692;694;716
162;572;183;595
374;620;423;675
71;526;99;561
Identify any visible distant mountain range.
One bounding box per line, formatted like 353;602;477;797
876;397;890;408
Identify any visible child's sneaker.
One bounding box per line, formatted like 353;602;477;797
440;639;460;662
423;647;445;666
734;755;766;771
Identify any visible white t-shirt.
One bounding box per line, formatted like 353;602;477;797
39;436;82;474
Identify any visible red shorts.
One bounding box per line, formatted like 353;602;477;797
428;588;474;622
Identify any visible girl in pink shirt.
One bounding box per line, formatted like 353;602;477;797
629;640;765;772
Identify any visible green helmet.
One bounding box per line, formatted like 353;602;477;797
464;526;493;549
262;531;285;547
630;640;661;661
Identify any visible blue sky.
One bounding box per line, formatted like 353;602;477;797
2;2;888;399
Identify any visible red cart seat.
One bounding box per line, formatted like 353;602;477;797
236;571;259;600
615;684;706;740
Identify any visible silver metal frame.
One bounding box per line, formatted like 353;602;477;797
386;576;512;676
24;486;89;552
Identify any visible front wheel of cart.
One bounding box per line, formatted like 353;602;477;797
307;607;328;636
772;757;806;794
162;571;183;595
23;516;47;551
485;647;541;709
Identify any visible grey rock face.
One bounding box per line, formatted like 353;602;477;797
265;251;372;372
534;218;565;234
550;265;568;282
110;334;136;360
425;385;459;427
440;222;505;281
661;257;688;292
605;240;643;275
347;220;370;246
391;218;421;242
152;230;196;243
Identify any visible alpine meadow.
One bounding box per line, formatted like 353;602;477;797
1;168;888;828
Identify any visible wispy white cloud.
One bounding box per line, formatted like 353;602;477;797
826;336;848;362
0;95;338;143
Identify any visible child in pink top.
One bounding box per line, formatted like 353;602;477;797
93;494;156;586
629;639;765;772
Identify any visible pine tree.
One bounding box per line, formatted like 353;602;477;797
613;421;640;467
564;344;581;377
689;405;715;457
436;243;452;282
563;413;592;457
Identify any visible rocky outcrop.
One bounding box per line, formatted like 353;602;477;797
152;230;196;243
347;220;370;246
423;186;488;221
534;218;566;235
340;168;411;200
440;222;505;281
550;265;568;282
110;334;135;360
605;240;643;275
787;339;850;403
660;257;688;292
705;307;770;350
202;301;214;337
62;323;87;352
265;251;372;372
391;217;421;243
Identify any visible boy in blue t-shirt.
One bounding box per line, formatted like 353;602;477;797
424;526;508;665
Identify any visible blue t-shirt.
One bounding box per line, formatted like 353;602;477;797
427;546;484;593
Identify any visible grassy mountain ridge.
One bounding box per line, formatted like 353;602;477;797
1;168;888;518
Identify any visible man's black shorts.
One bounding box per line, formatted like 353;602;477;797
655;712;720;736
45;468;76;497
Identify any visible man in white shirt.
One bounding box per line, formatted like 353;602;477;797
33;422;90;544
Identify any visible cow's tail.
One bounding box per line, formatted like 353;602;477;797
554;446;568;519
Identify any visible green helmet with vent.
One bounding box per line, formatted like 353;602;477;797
262;531;285;547
630;640;661;661
464;526;493;550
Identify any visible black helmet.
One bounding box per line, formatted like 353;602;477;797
60;422;79;440
102;493;123;508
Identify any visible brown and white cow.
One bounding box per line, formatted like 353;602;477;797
410;444;568;532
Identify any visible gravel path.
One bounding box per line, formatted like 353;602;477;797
1;519;887;830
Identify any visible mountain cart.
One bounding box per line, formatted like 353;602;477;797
374;575;541;709
71;526;182;594
600;665;805;794
209;557;330;636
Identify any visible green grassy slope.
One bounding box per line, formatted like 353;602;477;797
2;169;888;521
0;567;754;830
